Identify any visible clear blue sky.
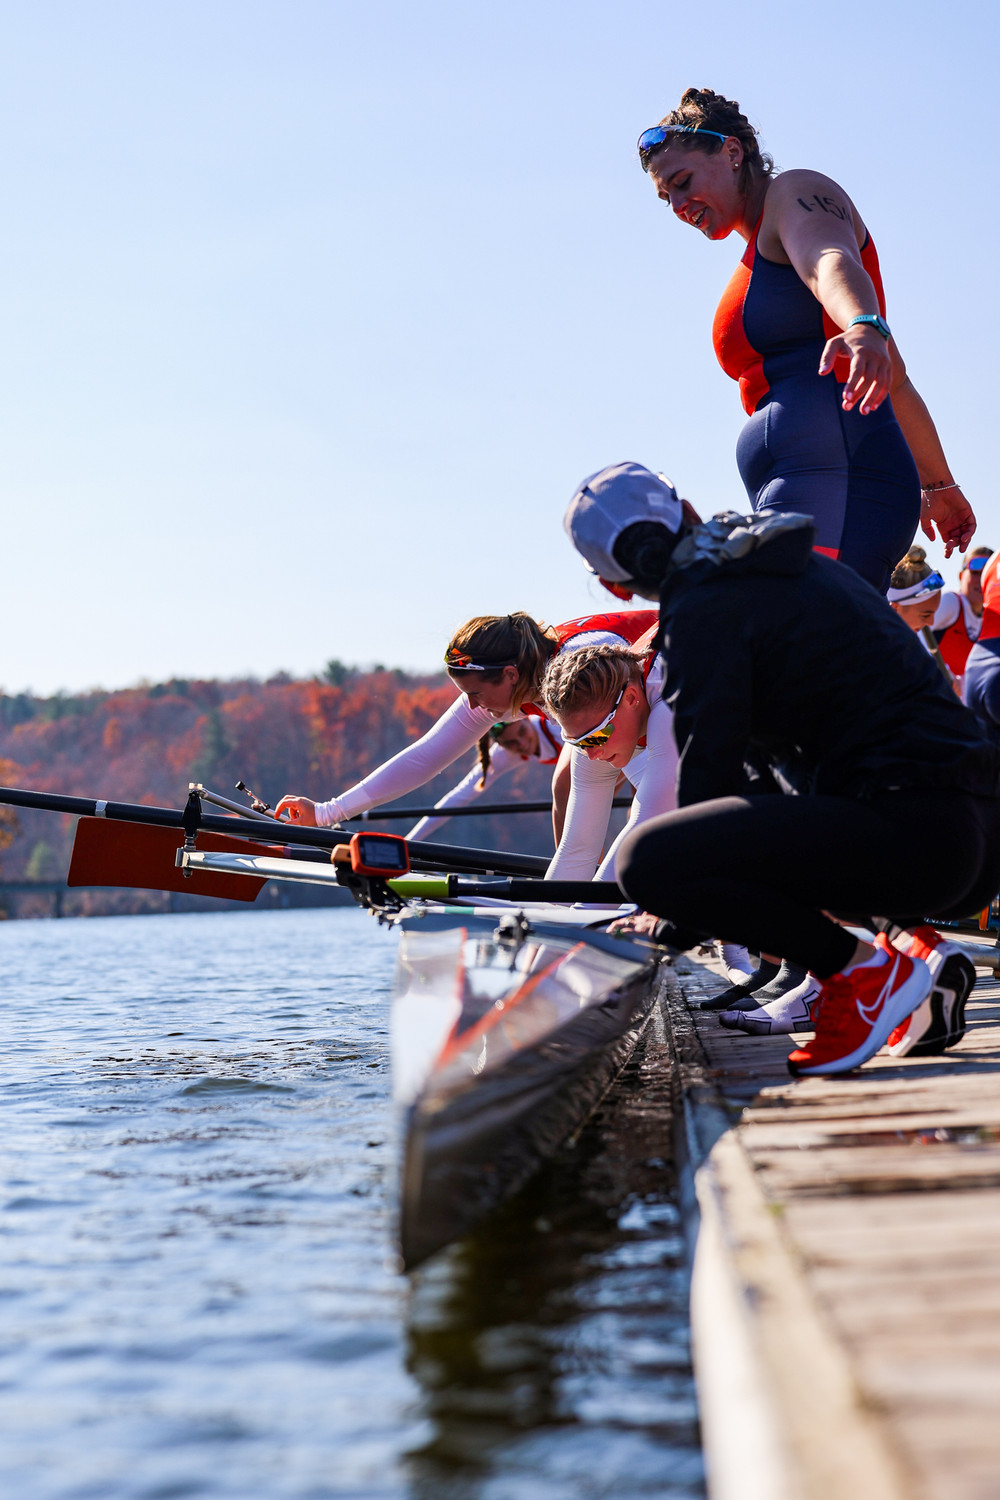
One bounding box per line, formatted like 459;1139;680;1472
1;0;995;693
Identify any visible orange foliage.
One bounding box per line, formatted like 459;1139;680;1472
0;667;548;883
0;756;20;865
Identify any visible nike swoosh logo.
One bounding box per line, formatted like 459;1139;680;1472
856;955;900;1023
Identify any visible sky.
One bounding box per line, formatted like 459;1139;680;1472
0;0;995;694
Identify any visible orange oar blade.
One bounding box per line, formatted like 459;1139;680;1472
68;817;276;902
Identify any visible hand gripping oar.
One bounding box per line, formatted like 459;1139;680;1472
0;786;550;902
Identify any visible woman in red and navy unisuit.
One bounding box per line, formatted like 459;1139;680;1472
638;87;975;594
932;547;992;683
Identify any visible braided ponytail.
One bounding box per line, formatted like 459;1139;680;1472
476;732;492;791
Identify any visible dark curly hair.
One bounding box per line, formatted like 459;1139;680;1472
650;87;774;198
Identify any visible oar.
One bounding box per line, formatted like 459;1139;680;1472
347;797;633;820
0;786;550;884
920;626;959;691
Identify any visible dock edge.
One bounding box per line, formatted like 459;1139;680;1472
661;960;917;1500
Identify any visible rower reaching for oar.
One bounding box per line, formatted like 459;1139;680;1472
274;609;658;847
406;718;566;842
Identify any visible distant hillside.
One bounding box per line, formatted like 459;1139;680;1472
0;667;556;915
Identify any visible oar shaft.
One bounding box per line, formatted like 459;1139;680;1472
349;797;633;820
0;786;549;879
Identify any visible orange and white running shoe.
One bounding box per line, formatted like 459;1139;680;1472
787;934;931;1078
886;925;975;1057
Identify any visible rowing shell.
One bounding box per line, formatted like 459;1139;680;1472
391;908;664;1269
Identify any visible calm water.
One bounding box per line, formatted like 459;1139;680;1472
0;908;703;1499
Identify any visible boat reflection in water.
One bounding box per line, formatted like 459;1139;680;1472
391;910;664;1270
402;1013;706;1499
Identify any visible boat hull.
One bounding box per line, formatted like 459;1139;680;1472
392;911;662;1269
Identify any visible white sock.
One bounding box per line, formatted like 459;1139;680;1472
759;975;823;1027
717;942;755;978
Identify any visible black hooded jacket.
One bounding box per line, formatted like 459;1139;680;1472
655;512;1000;807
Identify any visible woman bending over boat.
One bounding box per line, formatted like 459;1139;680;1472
274;609;658;845
406;717;565;842
539;639;678;884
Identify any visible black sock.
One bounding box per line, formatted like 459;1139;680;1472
700;957;781;1011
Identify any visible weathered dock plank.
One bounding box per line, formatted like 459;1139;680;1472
668;943;1000;1500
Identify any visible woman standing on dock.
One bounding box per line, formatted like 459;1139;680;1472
637;88;974;591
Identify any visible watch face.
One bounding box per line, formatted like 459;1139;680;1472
854;314;890;339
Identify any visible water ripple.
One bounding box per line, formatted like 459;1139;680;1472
0;907;702;1498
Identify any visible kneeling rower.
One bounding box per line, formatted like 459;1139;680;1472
563;461;995;1076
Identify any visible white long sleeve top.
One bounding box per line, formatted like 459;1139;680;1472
313;631;620;827
407;742;533;841
545;656;677;883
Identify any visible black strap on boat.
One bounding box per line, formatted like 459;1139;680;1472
445;878;624;904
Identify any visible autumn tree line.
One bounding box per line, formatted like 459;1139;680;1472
0;664;556;916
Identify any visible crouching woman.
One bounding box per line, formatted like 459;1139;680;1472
563;461;1000;1077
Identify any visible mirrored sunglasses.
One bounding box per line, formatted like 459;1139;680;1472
564;686;626;749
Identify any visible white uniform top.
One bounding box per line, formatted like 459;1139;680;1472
546;655;677;884
313;632;623;827
406;724;565;842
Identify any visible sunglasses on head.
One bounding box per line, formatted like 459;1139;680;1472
564;686;626;750
906;571;946;603
445;649;518;673
637;124;729;172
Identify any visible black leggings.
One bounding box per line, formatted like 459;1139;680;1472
617;790;1000;978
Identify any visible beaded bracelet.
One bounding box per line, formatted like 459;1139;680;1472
921;482;962;493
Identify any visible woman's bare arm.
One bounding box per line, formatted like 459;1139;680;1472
769;171;974;550
767;170;893;415
889;348;976;553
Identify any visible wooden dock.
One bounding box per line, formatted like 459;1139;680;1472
665;939;1000;1500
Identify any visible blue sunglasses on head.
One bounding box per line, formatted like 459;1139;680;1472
637;124;729;171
